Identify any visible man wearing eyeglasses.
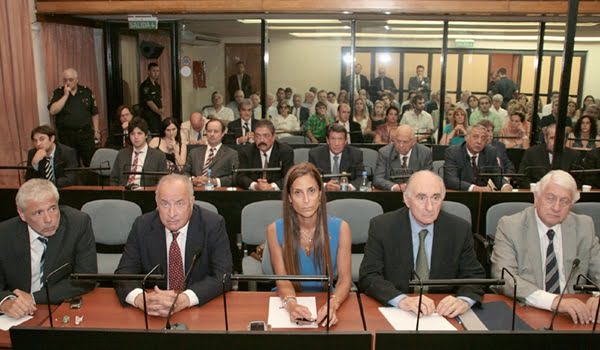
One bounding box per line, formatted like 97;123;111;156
360;170;485;317
492;170;600;324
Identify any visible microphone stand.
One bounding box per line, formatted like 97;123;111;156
165;248;203;330
44;263;71;328
222;273;229;331
546;259;580;331
412;270;424;332
574;274;600;332
142;264;161;330
501;267;518;331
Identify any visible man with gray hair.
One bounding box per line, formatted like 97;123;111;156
227;89;245;120
115;174;232;316
227;99;258;145
491;93;508;123
492;170;599;324
0;179;96;317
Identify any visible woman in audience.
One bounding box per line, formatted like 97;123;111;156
337;90;349;104
576;95;596;119
566;114;600;150
440;106;468;145
526;99;543;122
466;95;479;117
272;100;300;139
148;117;186;173
110;105;134;148
352;97;372;134
370;100;387;131
374;106;399;144
267;162;351;327
499;111;530;149
567;100;578;121
359;89;374;114
444;107;455;125
517;94;529;106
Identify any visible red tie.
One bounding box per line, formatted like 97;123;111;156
168;231;185;291
127;151;141;185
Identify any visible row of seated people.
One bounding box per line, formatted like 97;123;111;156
2;168;598;327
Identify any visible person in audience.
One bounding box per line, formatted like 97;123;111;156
444;124;512;192
328;91;340;119
226;89;245;120
542;91;559;116
576;95;595;119
115;174;232;315
180;111;207;145
466;94;479;117
227;61;252;101
374;106;400;144
444;105;456;124
237;119;294;191
371;100;387;131
317;89;337;119
440;107;468;146
149;117;186;173
186;119;238;188
400;90;417;115
491;94;509;124
353;97;372;139
469;96;503;135
284;87;294;106
566;114;600;150
276;88;286;103
272;100;301;139
371;67;398;101
456;90;471;110
492;67;518;108
338;90;349;105
586;104;600;120
359;89;374;114
250;93;262;119
48;68;100;166
228;99;258;145
308;123;364;191
303;91;316;116
478;120;515;176
425;90;440;115
336;103;364;144
527;99;543;123
110;117;168;187
517;94;529;106
266;93;278;119
342;63;369;95
539;100;573;143
400;94;434;143
306;102;334;144
499;111;530;149
582;147;600;188
382;91;401;111
267;162;351;327
373;125;433;191
360;170;485;317
408;65;431;100
567;100;578;121
491;170;599;324
0;179;96;315
506;100;526;121
26;125;78;188
110;105;134;148
202;91;235;127
519;123;581;188
291;93;310;128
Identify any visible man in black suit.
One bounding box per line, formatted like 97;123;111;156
26;125;78;188
342;63;369;95
336;103;364;144
309;123;364;191
227;61;252;102
444;124;513;192
237;119;294;191
408;65;431;100
291;93;310;128
227;99;258;145
370;67;397;102
115;174;232;315
110;117;168;187
519;123;582;188
359;171;485;316
0;179;96;317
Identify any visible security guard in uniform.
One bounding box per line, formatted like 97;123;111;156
48;68;99;167
139;62;163;134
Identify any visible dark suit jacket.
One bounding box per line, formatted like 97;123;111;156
26;143;78;188
370;76;398;98
115;205;232;306
373;143;433;190
443;142;508;191
186;144;239;187
491;140;515;175
227;118;258;144
408;76;431;99
236;141;294;190
359;207;485;305
227;73;252;101
0;206;97;304
518;144;582;187
342;74;369;92
344;120;365;144
109;146;168;186
308;145;364;189
291;106;310;128
583;148;600;188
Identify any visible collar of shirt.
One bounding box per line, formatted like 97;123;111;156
534;210;565;290
133;143;148;154
28;225;48;293
399;149;413;165
261;147;273;164
329;150;343;167
408;210;434;266
47;146;56;159
165;221;191;263
28;225;48;246
466;148;479;163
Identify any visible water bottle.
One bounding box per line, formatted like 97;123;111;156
340;172;349;192
359;171;369;192
205;169;215;191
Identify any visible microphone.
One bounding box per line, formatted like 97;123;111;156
411;269;424;332
501;267;518;331
142;264;161;330
574;274;600;331
165;248;203;330
44;262;71;328
546;258;580;330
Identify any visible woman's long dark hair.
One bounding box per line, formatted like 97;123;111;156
573;115;598;138
159;117;182;154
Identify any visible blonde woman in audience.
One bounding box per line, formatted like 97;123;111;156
337;90;349;104
359;89;374;113
272;100;300;139
440;107;468;145
566;114;600;150
371;100;387;131
352;97;372;132
374;106;399;144
499;111;530;149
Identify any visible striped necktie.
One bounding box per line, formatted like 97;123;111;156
201;147;215;176
44;156;55;183
545;229;560;294
127;151;141;185
38;236;48;287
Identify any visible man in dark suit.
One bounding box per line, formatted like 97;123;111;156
227;99;258;145
26;125;78;188
291;93;310;128
186;119;239;187
360;171;485;317
309;123;364;191
115;174;232;315
110;117;168;187
0;179;96;317
444;124;513;191
370;67;397;102
477;119;515;175
336;103;364;144
342;63;369;94
583;147;600;188
408;65;431;101
519;123;581;188
237;119;294;191
227;61;252;102
373;125;433;191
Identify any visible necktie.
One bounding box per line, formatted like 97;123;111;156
38;237;48;287
262;152;268;179
415;229;430;293
44;156;55;183
470;155;478;183
196;131;202;141
333;155;340;174
202;148;215;176
238;75;243;90
545;229;560;294
401;156;408;169
168;231;185;291
355;74;361;90
243;122;250;136
381;78;385;91
127;151;141;185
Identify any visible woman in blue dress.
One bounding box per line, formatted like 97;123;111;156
267;162;352;327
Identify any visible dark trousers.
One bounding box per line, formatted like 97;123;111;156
58;127;95;167
142;111;161;135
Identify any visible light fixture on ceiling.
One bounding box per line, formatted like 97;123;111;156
238;19;341;24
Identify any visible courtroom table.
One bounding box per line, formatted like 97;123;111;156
0;305;55;349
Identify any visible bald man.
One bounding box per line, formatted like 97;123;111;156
180;112;208;145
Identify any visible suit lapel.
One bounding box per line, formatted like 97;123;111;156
397;209;415;275
560;215;577;291
430;218;446;278
524;208;544;288
16;222;32;291
43;215;66;276
149;216;169;278
340;148;351;172
184;207;205;273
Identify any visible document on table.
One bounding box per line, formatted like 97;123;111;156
0;314;33;331
378;307;456;331
268;296;318;328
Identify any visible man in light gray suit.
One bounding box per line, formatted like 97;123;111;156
373;125;433;191
491;170;600;324
187;118;238;187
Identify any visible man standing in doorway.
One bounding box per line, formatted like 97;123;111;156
139;63;163;134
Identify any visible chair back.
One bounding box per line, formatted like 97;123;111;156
486;202;532;239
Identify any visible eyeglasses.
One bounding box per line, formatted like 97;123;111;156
542;194;571;208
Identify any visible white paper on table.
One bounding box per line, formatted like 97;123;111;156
267;296;318;328
378;307;456;331
0;314;33;331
